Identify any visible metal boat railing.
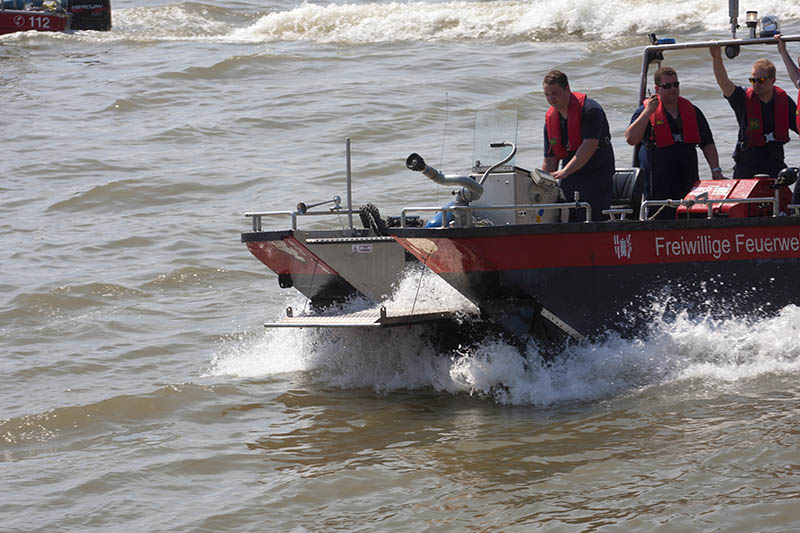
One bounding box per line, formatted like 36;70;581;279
638;34;800;105
245;209;363;232
399;202;592;228
245;201;591;231
244;203;593;232
640;195;781;221
633;33;800;167
246;194;799;231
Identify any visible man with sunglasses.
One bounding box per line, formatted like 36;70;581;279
710;46;798;179
542;70;615;222
625;66;723;218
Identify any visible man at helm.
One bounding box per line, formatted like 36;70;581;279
625;66;724;218
541;70;615;222
710;46;798;178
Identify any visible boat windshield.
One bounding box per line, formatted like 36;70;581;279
472;110;518;168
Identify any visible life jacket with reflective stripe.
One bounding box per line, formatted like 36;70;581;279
745;86;789;146
648;97;701;147
546;92;586;160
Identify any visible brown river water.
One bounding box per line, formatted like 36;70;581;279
2;1;800;530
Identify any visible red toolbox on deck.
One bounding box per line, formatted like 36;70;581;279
676;178;791;218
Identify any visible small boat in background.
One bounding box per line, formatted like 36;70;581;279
0;0;110;35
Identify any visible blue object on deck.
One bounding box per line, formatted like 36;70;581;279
425;202;456;228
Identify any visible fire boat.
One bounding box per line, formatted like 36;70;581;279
241;5;800;347
0;0;110;35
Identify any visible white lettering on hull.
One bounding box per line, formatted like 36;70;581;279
654;233;800;259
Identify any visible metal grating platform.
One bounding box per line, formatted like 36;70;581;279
265;306;475;328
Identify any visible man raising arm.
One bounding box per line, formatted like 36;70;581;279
775;35;800;89
709;46;798;179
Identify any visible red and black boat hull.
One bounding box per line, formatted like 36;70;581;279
242;228;417;307
393;217;800;339
242;230;360;307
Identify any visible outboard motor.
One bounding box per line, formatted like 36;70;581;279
67;0;112;31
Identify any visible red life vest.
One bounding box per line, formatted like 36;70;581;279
745;86;789;146
546;92;586;160
648;97;701;147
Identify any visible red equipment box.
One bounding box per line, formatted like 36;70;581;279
676;178;791;218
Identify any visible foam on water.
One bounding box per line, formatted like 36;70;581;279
227;0;800;44
208;270;800;406
7;0;795;45
207;266;477;380
379;262;478;315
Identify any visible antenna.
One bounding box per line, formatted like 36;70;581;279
439;91;449;168
437;92;449;203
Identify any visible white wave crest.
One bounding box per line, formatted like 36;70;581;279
17;1;795;45
228;0;800;44
380;262;478;315
112;5;235;40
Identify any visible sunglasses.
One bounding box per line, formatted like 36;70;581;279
658;81;680;89
749;76;770;84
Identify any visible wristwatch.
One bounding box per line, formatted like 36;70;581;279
711;167;722;173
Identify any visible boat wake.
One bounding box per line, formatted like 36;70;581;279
208;290;800;406
226;0;800;44
11;0;798;45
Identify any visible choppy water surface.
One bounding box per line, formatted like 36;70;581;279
3;1;800;530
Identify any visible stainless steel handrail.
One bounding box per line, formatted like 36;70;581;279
245;209;362;232
640;196;778;221
245;200;594;232
247;194;795;231
632;34;800;166
638;35;800;103
400;202;592;228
